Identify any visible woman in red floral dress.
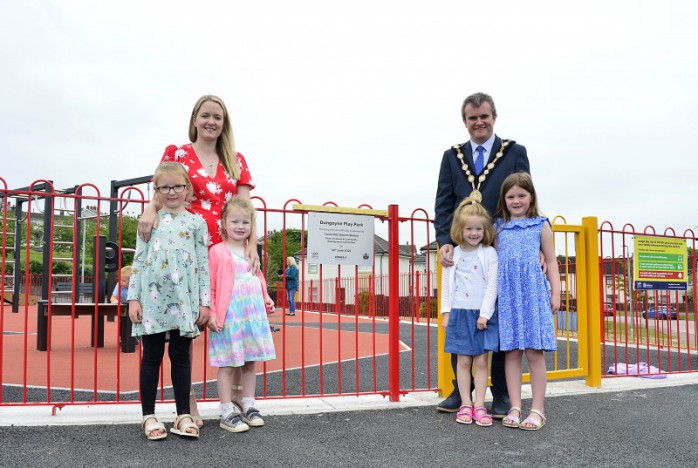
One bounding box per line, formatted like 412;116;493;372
137;95;260;427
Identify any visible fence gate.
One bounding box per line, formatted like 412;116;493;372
436;216;603;395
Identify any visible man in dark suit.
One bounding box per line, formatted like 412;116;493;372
434;92;530;417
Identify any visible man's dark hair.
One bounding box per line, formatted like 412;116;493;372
461;92;497;120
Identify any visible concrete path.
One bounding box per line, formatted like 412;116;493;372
1;374;697;467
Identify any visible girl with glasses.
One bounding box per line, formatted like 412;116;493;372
128;162;210;440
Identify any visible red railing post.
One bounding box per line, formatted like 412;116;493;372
388;204;400;401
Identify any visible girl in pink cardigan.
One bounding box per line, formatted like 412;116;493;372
208;197;276;433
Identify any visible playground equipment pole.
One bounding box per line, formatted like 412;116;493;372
107;176;151;297
5;182;52;313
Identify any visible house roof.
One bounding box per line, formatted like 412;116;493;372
420;240;439;252
413;252;428;264
373;234;415;257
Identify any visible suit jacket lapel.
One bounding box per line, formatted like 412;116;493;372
462;142;475;169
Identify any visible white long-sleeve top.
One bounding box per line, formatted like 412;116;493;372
440;244;498;319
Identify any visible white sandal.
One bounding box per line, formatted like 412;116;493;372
502;406;522;428
141;415;167;440
519;409;547;431
170;414;200;438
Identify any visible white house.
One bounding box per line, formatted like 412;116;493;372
294;234;422;305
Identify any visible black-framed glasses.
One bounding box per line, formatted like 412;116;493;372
155;184;187;194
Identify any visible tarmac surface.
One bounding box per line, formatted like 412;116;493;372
1;374;697;467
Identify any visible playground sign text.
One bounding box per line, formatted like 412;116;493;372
633;235;687;290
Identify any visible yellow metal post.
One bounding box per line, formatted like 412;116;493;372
582;216;602;387
436;255;455;396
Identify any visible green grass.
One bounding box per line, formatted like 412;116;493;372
4;248;94;273
678;312;695;321
12;248;76;263
603;319;694;348
603;322;666;342
16;248;44;263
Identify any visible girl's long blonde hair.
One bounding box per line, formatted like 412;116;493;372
449;194;496;247
188;94;240;180
220;196;256;242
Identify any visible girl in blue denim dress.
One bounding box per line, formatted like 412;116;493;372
441;195;499;427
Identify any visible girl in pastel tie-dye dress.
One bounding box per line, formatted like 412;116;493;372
207;197;276;433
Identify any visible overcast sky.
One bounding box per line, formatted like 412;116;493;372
1;0;697;244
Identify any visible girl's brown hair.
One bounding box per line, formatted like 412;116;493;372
188;95;240;180
220;196;256;241
496;172;542;223
449;194;496;247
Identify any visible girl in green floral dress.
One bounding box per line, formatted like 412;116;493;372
128;162;210;440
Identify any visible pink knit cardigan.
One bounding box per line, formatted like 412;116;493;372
208;242;270;324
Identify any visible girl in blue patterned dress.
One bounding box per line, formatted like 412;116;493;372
495;172;560;431
128;162;210;440
208;197;276;433
441;195;499;427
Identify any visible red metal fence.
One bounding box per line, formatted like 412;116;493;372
2;176;696;410
598;222;697;378
0;178;439;408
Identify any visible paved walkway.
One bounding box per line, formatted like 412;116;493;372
2;372;696;426
1;374;697;467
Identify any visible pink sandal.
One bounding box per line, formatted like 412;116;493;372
456;404;473;424
473;406;493;427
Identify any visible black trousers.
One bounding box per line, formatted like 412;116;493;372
450;350;508;399
140;330;192;416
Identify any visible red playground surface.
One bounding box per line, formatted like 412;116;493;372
1;305;405;394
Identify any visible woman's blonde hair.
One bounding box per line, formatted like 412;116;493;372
496;172;542;223
286;257;297;267
450;195;496;247
188;94;240;180
220;196;256;241
152;162;193;202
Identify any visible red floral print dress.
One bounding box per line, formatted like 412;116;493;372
160;143;254;245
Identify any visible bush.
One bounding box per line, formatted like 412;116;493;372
419;300;438;319
29;260;43;274
52;262;71;274
358;291;372;313
17;260;75;275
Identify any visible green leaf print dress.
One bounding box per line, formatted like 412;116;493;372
128;211;210;338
